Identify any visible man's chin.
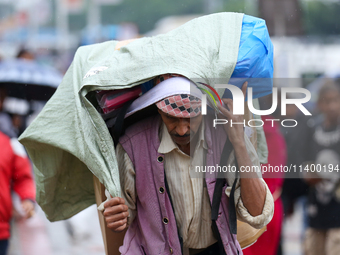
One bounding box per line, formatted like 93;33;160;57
172;136;191;145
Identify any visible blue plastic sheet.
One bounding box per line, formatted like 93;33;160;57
224;14;273;99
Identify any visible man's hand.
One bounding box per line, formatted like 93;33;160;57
103;197;129;232
217;81;266;216
216;81;248;146
21;199;35;219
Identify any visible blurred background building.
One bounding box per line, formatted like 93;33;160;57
1;0;340;78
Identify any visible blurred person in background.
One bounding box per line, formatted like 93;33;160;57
277;92;311;255
277;91;310;218
11;48;36;136
0;131;36;255
0;86;17;138
243;97;286;255
301;80;340;255
16;48;35;61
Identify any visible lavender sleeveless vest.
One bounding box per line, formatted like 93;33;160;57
119;115;242;255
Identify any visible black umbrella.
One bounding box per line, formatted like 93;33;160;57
0;59;63;101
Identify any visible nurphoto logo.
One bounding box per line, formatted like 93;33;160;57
201;84;312;128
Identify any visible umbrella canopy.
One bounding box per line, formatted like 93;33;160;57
0;59;63;101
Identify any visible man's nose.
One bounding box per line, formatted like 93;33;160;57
176;119;190;136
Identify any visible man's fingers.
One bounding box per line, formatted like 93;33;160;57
217;104;230;119
103;197;129;232
107;219;128;231
241;81;248;98
119;197;125;205
103;204;128;216
224;99;233;112
104;197;120;208
107;218;127;229
221;98;233;104
221;98;233;112
217;98;234;119
104;197;125;208
114;223;127;232
104;211;129;224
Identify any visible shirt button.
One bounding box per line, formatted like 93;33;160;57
169;247;173;254
163;217;169;224
159;187;165;193
157;156;164;163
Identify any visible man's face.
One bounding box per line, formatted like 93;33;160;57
158;109;203;146
318;91;340;122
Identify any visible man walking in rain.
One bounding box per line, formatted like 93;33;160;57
103;76;274;255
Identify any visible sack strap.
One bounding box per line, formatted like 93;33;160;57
211;138;239;254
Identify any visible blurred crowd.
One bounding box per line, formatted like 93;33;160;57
0;49;104;255
250;78;340;255
0;46;340;255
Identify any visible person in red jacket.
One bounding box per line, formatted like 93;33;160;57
0;131;35;255
243;115;286;255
